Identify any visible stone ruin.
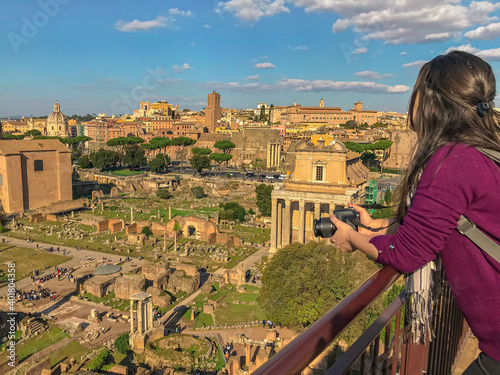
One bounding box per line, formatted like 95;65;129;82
166;269;200;294
146;286;172;307
114;273;146;300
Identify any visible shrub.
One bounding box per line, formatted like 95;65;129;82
191;186;206;199
156;188;172;200
115;333;130;354
87;349;110;371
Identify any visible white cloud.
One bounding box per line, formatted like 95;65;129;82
169;8;194;17
465;23;500;40
172;63;194;72
325;0;500;45
288;45;308;50
244;75;260;80
115;16;168;32
204;24;212;29
402;60;427;68
400;51;407;55
216;0;290;22
445;44;500;61
352;47;368;55
355;71;393;79
202;77;410;94
254;62;276;69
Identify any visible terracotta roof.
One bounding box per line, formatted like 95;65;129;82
0;139;71;154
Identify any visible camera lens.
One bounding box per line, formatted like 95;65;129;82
313;217;337;238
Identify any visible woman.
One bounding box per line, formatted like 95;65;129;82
329;51;500;374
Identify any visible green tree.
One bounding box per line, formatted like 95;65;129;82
256;184;274;216
209;153;232;170
156;188;172;200
213;140;235;154
115;333;130;354
122;144;147;171
171;137;196;172
2;133;25;140
90;149;120;171
190;155;211;174
191;186;206;199
192;147;212;156
77;155;92;168
257;241;381;331
149;153;170;173
24;129;42;137
220;202;246;222
142;226;153;237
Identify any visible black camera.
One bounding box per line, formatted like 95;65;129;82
313;208;360;238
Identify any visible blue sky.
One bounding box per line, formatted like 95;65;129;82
1;0;500;117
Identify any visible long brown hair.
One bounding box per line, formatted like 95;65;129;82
395;51;500;221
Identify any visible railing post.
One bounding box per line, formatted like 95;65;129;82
400;325;429;375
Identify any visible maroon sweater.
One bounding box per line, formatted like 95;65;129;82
371;144;500;360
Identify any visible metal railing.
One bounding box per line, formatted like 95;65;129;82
254;265;469;375
253;266;402;375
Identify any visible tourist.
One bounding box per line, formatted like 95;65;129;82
262;320;266;328
101;326;105;334
328;51;500;374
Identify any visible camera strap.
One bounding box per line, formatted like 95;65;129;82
349;219;396;232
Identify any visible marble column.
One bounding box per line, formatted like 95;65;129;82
130;300;134;334
283;199;291;246
298;201;306;244
329;204;335;216
314;202;321;221
147;298;153;330
270;198;278;252
267;144;271;168
277;200;282;248
137;301;143;334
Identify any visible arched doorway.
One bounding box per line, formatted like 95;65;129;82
188;226;196;236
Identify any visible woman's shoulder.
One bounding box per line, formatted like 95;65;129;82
424;143;499;187
429;143;495;168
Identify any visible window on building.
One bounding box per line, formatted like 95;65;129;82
34;160;43;171
315;166;324;181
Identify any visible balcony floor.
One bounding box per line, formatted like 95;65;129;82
453;333;480;375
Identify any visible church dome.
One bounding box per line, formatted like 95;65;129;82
47;101;68;137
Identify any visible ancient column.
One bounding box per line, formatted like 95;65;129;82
298;201;306;244
157;210;160;218
130;300;134;334
270;198;278;252
329;204;335;216
283;199;292;246
267;144;271;168
137;300;143;334
168;206;172;220
245;343;252;366
314;202;321;221
146;298;153;330
277;200;282;248
131;207;134;223
163;231;167;252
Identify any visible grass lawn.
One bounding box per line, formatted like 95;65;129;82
83;292;130;311
194;312;214;328
0;245;70;281
0;327;69;363
214;287;265;324
110;170;145;176
49;340;90;366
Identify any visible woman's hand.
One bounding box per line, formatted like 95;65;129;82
348;203;375;235
329;214;356;253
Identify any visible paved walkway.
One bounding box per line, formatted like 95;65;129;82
0;235;141;297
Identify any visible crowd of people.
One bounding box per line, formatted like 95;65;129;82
30;266;74;284
16;286;56;302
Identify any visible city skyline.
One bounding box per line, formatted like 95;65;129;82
2;0;500;117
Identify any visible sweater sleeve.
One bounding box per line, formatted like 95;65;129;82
370;145;486;273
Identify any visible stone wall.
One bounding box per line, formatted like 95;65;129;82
174;263;198;277
41;363;61;375
166;270;200;294
164;216;218;242
24;357;50;375
114;274;145;299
